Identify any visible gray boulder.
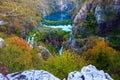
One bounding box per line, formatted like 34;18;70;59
94;6;104;23
38;46;52;60
0;38;5;48
67;65;113;80
0;21;3;25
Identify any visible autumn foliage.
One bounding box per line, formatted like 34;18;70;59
7;36;31;51
0;36;33;72
82;40;120;79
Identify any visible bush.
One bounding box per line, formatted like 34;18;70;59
41;50;87;79
0;36;33;72
42;20;73;26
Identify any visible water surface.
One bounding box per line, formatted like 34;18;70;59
43;12;72;31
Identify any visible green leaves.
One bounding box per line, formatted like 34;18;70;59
42;20;73;26
42;50;87;79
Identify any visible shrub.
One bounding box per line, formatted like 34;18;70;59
42;20;73;26
0;36;33;72
7;36;31;51
42;50;87;79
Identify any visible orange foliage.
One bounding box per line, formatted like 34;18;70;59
92;40;116;54
8;36;31;51
82;40;118;70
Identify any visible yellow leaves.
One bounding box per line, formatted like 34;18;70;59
0;2;17;13
15;51;32;65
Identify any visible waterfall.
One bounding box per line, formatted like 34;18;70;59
26;22;42;48
26;32;39;48
58;29;75;55
58;46;63;55
26;34;35;48
68;31;75;47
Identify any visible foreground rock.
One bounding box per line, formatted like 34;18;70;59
0;38;5;48
0;73;7;80
67;65;113;80
0;65;113;80
7;70;60;80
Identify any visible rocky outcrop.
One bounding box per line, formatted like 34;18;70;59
94;0;120;34
72;0;93;36
0;38;5;48
0;65;113;80
38;46;52;60
73;1;93;24
0;20;8;26
5;70;59;80
48;0;75;12
94;6;104;24
68;0;93;51
94;6;107;34
113;0;120;15
37;0;75;17
71;0;120;52
67;65;113;80
0;21;3;25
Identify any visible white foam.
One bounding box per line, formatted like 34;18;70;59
43;24;72;32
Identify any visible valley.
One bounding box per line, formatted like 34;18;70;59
0;0;120;80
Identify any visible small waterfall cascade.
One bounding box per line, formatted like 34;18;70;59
26;23;42;48
68;31;75;47
26;33;36;48
58;46;63;55
58;30;75;55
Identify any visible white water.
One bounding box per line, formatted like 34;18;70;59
43;24;72;32
26;33;37;48
58;46;63;55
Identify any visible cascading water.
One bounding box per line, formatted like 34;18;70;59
26;33;36;48
68;31;75;47
58;46;63;55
